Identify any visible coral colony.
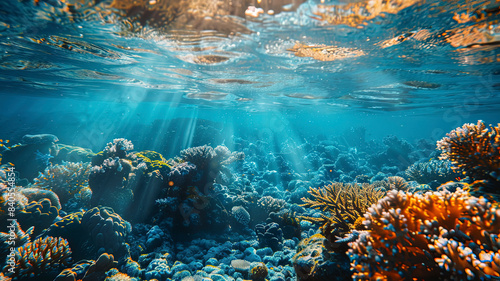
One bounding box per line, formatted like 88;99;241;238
0;121;499;281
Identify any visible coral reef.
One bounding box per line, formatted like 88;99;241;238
178;144;244;190
437;120;500;184
134;150;172;173
89;156;134;213
372;176;409;192
349;188;500;280
0;220;33;259
39;207;131;261
292;233;350;281
32;161;91;205
1;127;496;281
2;236;72;280
82;206;132;256
232;205;251;226
16;198;59;236
405;159;459;184
300;182;384;240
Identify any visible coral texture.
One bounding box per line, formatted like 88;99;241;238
32;161;91;204
292;233;350;281
301;182;384;239
2;236;72;280
349;188;500;280
405;159;459;184
437;120;500;183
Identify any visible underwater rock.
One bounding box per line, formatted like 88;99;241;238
249;262;268;281
21;134;59;145
292;234;350;281
54;253;118;281
145;225;165;250
54;144;95;163
1;134;59;180
255;222;283;251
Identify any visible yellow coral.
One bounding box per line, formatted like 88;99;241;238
349;188;500;280
300;182;384;239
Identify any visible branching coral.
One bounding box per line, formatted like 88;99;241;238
2;236;72;280
180;145;215;169
437;120;500;183
349;188;500;280
0;220;33;258
104;138;134;159
300;182;385;240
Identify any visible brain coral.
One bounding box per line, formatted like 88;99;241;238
82;206;132;255
232;205;251;226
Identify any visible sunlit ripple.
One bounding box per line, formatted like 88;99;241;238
0;0;498;112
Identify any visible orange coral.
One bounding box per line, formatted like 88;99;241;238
2;236;72;280
349;188;500;280
437;120;500;183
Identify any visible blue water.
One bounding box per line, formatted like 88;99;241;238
0;0;500;280
1;0;499;150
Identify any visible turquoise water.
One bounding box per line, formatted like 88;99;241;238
1;0;500;280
